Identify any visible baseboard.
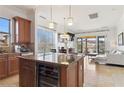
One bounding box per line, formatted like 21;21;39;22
106;63;124;67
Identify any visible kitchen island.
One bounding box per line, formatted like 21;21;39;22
18;53;84;87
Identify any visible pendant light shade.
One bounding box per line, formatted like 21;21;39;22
67;17;73;26
49;22;54;29
60;18;69;39
67;5;73;26
49;5;55;29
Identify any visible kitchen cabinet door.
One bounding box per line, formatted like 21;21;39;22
8;54;19;76
77;58;84;87
67;62;78;87
18;18;25;43
19;59;36;87
13;16;31;44
24;20;31;43
0;55;7;79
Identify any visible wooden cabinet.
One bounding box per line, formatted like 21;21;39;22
67;62;78;87
60;57;84;87
8;53;20;76
60;63;78;87
60;65;67;87
0;54;7;79
0;53;19;79
13;16;31;43
18;18;25;43
18;56;84;87
19;59;36;87
77;58;84;87
24;20;31;43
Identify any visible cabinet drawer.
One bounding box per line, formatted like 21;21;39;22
0;55;7;61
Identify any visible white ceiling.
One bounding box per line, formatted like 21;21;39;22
15;5;124;33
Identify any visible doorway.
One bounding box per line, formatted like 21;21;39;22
77;36;105;54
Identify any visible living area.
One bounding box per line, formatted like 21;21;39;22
76;25;124;86
0;5;124;87
55;5;124;86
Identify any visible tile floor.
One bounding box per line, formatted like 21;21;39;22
0;56;124;87
84;57;124;87
0;75;19;87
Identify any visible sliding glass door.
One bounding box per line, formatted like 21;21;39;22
97;36;105;54
77;36;105;54
77;38;87;53
77;38;82;53
87;38;97;53
82;38;87;53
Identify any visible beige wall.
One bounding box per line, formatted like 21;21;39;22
116;9;124;51
75;27;117;52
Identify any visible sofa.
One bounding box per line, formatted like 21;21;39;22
94;54;107;64
106;50;124;65
95;49;124;66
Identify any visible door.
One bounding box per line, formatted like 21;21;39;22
8;54;19;75
77;38;82;53
82;38;87;53
97;36;105;54
14;17;31;43
87;38;97;53
77;37;97;54
0;55;7;79
67;62;77;87
24;20;31;43
19;59;36;87
18;18;25;43
77;58;84;87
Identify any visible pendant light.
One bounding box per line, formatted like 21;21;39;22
67;5;73;26
49;5;55;29
60;18;69;39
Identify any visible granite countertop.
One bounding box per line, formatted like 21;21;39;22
0;52;20;55
18;53;83;65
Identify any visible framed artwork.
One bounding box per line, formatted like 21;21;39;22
118;32;124;46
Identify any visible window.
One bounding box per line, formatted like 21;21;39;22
77;38;82;53
37;27;56;55
0;18;10;33
0;17;10;50
97;36;105;54
87;38;97;53
77;36;105;54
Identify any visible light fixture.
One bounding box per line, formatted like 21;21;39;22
49;22;54;29
67;5;73;26
60;32;69;39
60;18;69;39
49;5;55;29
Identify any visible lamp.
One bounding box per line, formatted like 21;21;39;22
60;18;69;39
67;5;73;26
60;32;69;39
49;5;55;29
49;22;54;29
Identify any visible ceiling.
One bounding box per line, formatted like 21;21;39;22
15;5;124;33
